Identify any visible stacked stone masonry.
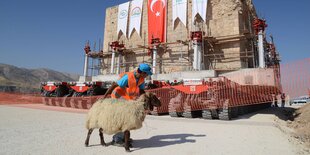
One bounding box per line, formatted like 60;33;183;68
102;0;257;74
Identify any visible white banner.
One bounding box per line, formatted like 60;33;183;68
117;2;130;37
192;0;208;24
129;0;144;37
172;0;187;27
183;79;203;85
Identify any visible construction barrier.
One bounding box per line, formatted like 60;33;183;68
0;92;43;105
42;96;103;109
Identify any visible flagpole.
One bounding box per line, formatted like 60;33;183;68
165;0;168;43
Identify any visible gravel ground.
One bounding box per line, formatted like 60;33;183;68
0;104;308;155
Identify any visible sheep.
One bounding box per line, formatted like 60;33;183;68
84;92;161;152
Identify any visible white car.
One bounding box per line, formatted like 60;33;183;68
290;96;310;104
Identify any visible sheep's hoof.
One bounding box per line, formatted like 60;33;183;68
125;148;131;152
101;143;107;147
85;140;89;147
110;142;123;147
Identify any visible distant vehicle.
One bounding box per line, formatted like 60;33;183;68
290;96;310;105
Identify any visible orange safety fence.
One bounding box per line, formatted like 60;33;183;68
149;75;281;114
281;58;310;99
42;95;103;109
0;92;43;104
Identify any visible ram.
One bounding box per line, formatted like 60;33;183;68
84;92;161;152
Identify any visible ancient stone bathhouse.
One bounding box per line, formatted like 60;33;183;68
101;0;257;75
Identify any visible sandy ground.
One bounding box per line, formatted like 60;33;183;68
276;104;310;148
0;104;308;155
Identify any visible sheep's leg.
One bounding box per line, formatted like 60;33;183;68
99;128;107;146
85;129;93;147
124;130;130;152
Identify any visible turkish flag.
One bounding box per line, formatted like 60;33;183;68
147;0;166;45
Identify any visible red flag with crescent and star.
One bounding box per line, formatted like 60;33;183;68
147;0;166;45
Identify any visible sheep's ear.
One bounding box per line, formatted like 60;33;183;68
149;92;156;98
145;92;152;97
139;93;146;101
151;94;161;106
145;93;150;102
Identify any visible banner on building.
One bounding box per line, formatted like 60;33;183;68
192;0;208;24
172;0;187;27
129;0;144;37
147;0;167;44
117;2;130;37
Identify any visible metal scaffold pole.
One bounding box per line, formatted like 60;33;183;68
191;31;203;71
110;49;115;74
152;46;157;74
83;42;91;76
258;30;265;68
83;54;89;76
253;18;267;68
109;41;124;74
151;38;161;74
116;53;122;74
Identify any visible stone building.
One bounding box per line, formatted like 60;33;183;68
100;0;258;75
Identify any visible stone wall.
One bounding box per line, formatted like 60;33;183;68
220;68;276;86
102;0;257;74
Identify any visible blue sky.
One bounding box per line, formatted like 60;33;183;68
0;0;309;74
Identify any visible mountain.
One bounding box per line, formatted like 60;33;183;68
0;63;79;93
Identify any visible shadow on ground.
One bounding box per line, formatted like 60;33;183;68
132;133;206;150
235;107;297;121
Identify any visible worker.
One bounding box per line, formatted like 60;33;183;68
272;95;279;107
102;63;153;146
281;93;286;108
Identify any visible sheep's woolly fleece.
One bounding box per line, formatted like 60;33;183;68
86;98;146;135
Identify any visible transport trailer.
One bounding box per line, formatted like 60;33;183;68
69;81;109;97
148;76;281;120
40;66;282;121
41;81;70;97
41;81;111;97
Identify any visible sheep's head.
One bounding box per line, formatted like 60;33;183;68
139;92;161;111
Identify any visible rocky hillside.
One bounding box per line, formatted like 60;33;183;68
0;63;79;93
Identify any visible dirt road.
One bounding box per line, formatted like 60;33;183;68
0;104;308;155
